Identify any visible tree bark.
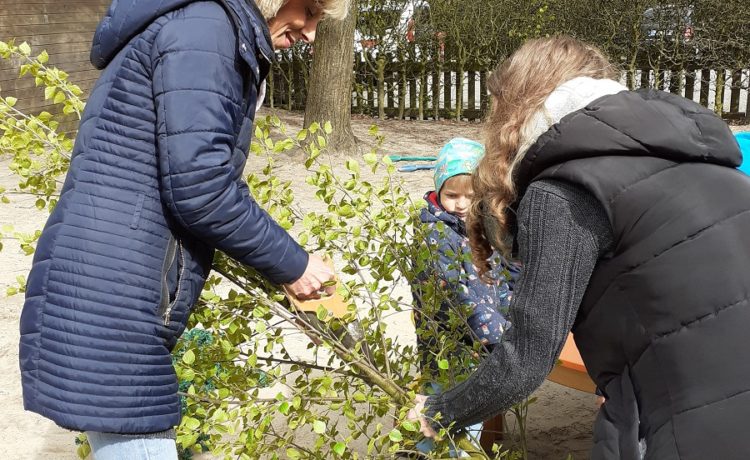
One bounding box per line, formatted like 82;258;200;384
304;0;358;153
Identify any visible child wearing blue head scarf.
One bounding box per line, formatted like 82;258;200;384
410;138;520;455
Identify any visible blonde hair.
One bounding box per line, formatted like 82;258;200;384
255;0;350;20
467;36;618;275
439;174;473;195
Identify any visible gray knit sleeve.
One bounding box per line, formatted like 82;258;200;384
424;179;613;431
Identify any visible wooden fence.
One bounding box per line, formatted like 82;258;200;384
0;0;109;131
268;53;750;122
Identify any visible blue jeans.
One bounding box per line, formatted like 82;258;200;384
86;432;178;460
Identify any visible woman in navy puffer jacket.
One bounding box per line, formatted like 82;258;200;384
19;0;348;457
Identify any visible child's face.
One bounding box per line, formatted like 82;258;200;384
439;175;474;220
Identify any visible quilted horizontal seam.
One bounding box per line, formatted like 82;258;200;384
85;134;155;156
40;344;172;369
79;161;155;183
51;246;161;282
37;357;174;382
59;209;155;237
87;133;155;158
164;128;235;137
54;236;163;264
46;271;155;303
38;396;178;418
98;106;156;131
154;87;242;107
58;219;168;242
90;121;155;145
36;379;176;406
36;383;176;408
55;230;164;258
35;384;176;408
47;263;157;290
653;294;748;341
40;303;160;338
155;47;235;64
674;388;750;419
104;87;158;115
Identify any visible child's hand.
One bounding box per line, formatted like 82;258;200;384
407;394;439;439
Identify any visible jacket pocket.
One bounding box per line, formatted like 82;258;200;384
158;236;185;326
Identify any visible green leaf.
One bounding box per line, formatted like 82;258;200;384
182;349;195;365
44;86;55;101
37;50;49;64
54;91;66;104
286;448;301;459
18;42;31;56
182;416;200;430
388;428;403;442
278;401;290;415
345;159;360;174
296;128;308;141
5;96;17;107
313;420;326;434
323;121;333;134
333;441;346;456
316;305;329;321
401;421;417;432
438;359;449;370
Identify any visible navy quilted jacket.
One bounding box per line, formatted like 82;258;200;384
19;0;308;433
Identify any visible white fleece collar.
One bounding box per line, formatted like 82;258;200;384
518;77;628;156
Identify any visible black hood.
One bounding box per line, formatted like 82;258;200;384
514;89;742;196
90;0;273;70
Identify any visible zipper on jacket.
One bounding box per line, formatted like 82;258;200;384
158;236;184;326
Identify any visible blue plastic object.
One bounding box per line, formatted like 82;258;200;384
737;132;750;175
387;155;437;162
397;164;435;172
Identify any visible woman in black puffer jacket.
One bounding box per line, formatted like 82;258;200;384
409;36;750;460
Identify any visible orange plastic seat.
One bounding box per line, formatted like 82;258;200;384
547;333;596;393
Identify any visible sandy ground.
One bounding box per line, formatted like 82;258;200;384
1;110;748;460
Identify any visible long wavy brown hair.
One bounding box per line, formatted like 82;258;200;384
467;36;619;276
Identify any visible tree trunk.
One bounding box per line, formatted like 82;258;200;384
376;57;386;119
418;62;425;121
304;0;358;153
398;50;406;119
456;58;464;121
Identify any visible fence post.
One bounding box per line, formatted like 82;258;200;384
699;69;710;108
714;70;725;116
640;68;650;90
668;68;680;94
729;69;742;115
467;69;476;119
443;68;451;119
432;63;440;120
410;67;418;120
684;68;695;102
418;62;426;121
480;70;488;116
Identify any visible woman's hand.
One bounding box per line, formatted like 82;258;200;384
284;254;335;300
407;394;439;439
